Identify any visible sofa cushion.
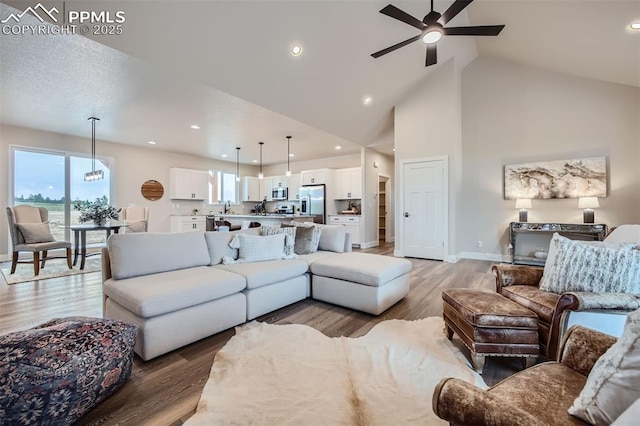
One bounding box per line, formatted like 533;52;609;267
569;308;640;425
204;228;260;265
297;250;340;266
490;363;587;426
501;285;561;324
317;225;346;253
108;232;210;280
215;259;309;290
540;233;640;294
103;266;245;317
310;252;412;287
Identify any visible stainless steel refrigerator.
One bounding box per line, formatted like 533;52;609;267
299;184;326;224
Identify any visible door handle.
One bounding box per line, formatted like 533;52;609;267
404;212;409;217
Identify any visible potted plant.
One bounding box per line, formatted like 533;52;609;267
73;196;121;225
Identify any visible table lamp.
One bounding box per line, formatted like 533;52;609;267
515;199;532;222
578;197;599;223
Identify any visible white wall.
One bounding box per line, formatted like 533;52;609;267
459;57;640;259
394;59;463;259
262;153;361;176
0;124;258;257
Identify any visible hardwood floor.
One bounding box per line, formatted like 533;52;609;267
0;244;524;425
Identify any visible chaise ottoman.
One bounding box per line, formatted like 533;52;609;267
310;252;412;315
0;317;136;424
442;289;539;373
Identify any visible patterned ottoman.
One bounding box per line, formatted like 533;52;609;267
0;317;136;425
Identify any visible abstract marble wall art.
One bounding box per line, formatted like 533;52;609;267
504;157;607;199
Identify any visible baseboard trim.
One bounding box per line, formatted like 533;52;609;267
393;249;403;257
457;251;510;262
360;241;379;249
444;255;458;263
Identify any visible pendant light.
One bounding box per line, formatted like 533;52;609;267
285;136;292;177
235;147;241;182
84;117;104;181
258;142;264;179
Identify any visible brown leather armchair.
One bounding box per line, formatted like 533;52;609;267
433;325;616;426
493;264;640;359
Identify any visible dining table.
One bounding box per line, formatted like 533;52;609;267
69;222;126;270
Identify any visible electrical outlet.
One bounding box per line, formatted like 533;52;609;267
477;240;483;248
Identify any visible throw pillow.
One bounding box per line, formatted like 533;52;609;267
224;233;287;264
569;308;640;425
283;224;323;254
261;226;297;259
539;233;640;294
318;225;346;253
16;222;55;244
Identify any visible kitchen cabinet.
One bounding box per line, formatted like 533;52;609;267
287;174;301;200
169;168;209;200
301;169;332;185
242;177;261;202
260;177;273;202
328;215;361;246
272;175;287;188
334;167;362;199
170;216;206;232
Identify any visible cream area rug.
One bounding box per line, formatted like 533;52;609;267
186;317;486;425
1;257;101;284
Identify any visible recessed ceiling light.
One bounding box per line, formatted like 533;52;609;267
363;96;373;105
629;21;640;31
221;154;228;158
190;124;200;130
148;141;156;145
289;153;295;157
335;145;342;150
291;44;303;56
392;148;396;152
252;159;258;163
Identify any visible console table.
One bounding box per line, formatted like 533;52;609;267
509;222;608;266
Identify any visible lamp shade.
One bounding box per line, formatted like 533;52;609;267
515;199;532;209
578;197;600;209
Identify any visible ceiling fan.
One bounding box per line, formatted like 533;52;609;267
371;0;505;67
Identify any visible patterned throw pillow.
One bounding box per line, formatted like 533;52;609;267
282;223;322;254
569;308;640;425
224;233;287;264
539;233;640;294
16;222;55;244
261;226;297;259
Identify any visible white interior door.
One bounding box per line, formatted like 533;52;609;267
402;159;446;260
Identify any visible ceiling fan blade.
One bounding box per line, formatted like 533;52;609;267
379;4;425;30
371;34;422;58
438;0;473;25
426;44;437;67
443;25;505;36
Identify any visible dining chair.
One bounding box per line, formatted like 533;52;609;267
6;206;72;276
121;205;149;233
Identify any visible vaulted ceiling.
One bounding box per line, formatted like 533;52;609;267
1;1;638;165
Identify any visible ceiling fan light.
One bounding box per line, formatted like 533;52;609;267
422;30;442;44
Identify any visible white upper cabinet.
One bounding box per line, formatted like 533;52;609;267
170;168;209;200
260;177;273;202
301;169;332;185
272;175;287;188
333;167;362;199
242;176;261;202
287;174;301;200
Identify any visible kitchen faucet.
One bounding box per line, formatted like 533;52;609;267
224;200;231;214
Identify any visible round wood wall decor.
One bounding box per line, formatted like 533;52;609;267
141;180;164;201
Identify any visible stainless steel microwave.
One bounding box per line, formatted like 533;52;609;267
272;187;288;200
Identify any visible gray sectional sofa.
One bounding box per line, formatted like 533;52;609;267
101;227;353;360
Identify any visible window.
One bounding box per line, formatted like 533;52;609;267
208;171;238;204
11;146;113;245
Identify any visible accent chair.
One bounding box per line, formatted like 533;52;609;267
6;205;72;276
121;205;149;233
